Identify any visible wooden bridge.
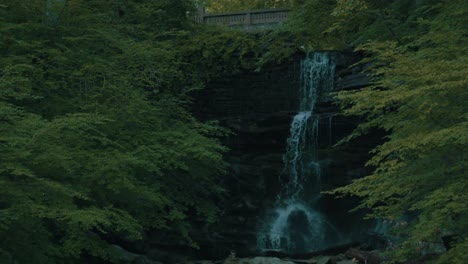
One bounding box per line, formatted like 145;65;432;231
194;8;290;29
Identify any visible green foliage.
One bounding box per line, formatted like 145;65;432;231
256;0;345;66
0;0;229;262
435;240;468;264
326;0;468;262
178;25;260;82
281;0;344;50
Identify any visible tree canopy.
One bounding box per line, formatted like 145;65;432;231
0;0;255;262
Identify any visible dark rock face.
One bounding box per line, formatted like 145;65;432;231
191;52;379;260
195;59;300;120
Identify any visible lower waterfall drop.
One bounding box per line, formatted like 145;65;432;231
257;52;338;253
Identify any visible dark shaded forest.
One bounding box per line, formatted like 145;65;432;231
0;0;466;263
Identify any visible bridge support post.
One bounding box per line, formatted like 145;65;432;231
245;12;252;26
197;6;205;23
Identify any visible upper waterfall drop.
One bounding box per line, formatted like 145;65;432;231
299;52;336;112
282;53;336;200
257;52;337;253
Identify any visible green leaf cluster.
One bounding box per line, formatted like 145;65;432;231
323;0;467;262
0;0;235;262
255;0;346;65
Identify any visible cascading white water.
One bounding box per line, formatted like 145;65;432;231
282;111;313;198
257;52;337;253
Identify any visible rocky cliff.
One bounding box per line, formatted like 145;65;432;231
190;51;380;261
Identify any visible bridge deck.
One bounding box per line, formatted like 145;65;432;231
195;8;290;29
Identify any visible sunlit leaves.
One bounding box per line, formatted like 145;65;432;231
331;0;468;262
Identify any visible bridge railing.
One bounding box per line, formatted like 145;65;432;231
195;8;290;27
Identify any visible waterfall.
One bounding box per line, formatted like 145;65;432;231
257;52;337;253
